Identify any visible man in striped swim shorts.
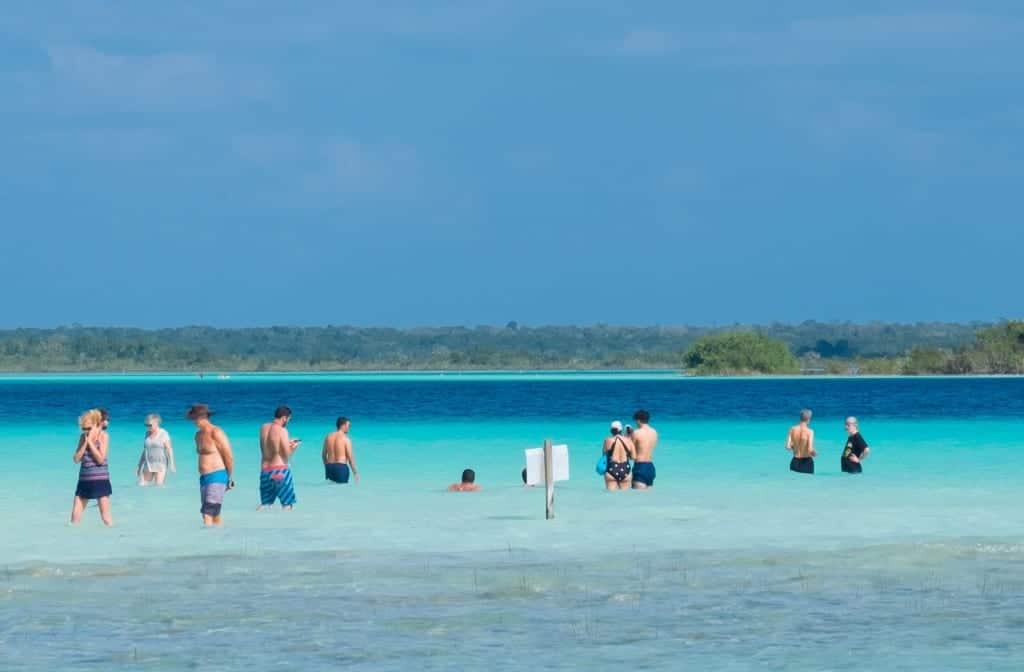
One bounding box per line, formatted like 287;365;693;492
258;406;300;510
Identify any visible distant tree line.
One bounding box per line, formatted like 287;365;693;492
900;321;1024;375
0;321;1017;373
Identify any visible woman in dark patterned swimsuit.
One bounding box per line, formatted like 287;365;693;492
70;408;114;526
603;421;636;491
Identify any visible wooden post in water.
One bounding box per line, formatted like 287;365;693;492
543;438;554;520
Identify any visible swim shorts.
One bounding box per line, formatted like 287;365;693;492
199;469;229;517
324;463;351;484
790;457;815;475
260;466;296;506
632;461;656;486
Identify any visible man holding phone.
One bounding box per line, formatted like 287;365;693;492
258;406;300;510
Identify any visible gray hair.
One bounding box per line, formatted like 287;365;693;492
800;409;813;422
145;413;162;426
845;416;858;427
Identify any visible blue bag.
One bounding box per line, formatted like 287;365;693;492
595;452;608;476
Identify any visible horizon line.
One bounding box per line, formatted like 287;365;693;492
0;319;1011;332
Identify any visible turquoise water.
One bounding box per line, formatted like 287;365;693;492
2;375;1023;670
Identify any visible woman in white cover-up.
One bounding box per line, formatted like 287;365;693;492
137;413;175;486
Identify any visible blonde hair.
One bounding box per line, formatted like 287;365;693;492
145;413;162;427
79;409;102;430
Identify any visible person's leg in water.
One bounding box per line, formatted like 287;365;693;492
97;496;113;526
69;496;86;524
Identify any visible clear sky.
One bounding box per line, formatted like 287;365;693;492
1;2;1021;328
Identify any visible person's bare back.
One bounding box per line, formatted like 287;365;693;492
322;430;351;464
786;425;816;458
196;423;230;475
632;424;658;462
264;423;294;467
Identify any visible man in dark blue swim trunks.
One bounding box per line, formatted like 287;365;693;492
630;410;658;489
322;417;359;484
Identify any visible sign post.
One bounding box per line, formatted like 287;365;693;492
544;438;554;519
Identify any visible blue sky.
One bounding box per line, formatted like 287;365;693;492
1;1;1021;327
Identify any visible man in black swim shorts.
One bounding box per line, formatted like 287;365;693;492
786;409;816;474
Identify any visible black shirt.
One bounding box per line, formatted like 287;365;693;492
842;433;868;461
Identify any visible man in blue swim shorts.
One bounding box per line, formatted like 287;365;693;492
630;409;658;489
259;406;299;509
322;416;359;484
189;403;235;526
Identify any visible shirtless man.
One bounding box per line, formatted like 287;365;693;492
786;408;816;474
448;469;481;492
188;404;234;526
322;416;359;484
630;409;659;489
258;406;299;510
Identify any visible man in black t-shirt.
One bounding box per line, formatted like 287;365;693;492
841;417;870;474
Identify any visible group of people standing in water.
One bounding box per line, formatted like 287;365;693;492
70;403;359;527
599;409;659;491
70;403;871;526
786;409;871;475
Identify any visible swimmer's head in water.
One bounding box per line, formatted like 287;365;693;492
633;409;650;424
461;469;476;484
800;409;813;422
336;416;350;430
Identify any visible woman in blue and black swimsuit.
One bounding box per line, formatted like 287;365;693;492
70;408;114;526
603;421;635;491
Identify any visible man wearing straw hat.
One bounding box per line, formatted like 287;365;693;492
188;404;235;526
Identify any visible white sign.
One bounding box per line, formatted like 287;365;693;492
524;444;570;485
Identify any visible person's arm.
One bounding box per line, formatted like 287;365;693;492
137;447;146;475
87;432;109;464
214;428;235;484
808;430;817;457
346;438;358;482
74;432;89;463
277;428;299;459
321;436;330;465
165;433;176;472
785;430;794;452
858;435;869;461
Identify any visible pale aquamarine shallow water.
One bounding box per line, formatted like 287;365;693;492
1;374;1023;670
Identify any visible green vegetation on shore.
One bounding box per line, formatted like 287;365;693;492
0;321;1018;374
683;332;798;375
